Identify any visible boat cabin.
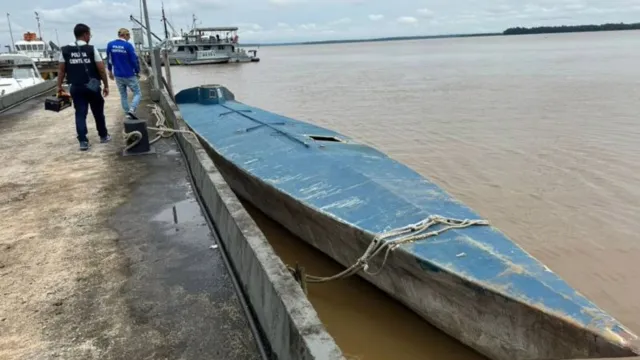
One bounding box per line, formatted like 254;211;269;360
0;54;44;96
13;32;56;62
170;27;240;52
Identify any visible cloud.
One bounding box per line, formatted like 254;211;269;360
298;23;317;30
329;18;352;26
268;0;306;6
397;16;418;24
417;8;433;17
235;23;263;31
36;0;135;25
4;0;640;47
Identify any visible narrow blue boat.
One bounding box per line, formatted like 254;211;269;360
174;85;639;360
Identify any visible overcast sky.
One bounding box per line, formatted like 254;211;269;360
1;0;640;48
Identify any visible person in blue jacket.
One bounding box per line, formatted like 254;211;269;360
106;28;141;118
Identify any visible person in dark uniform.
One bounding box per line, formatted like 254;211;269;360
57;23;111;151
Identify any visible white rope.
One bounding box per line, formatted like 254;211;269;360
122;103;199;151
290;215;489;283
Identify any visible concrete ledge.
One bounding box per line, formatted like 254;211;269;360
153;86;344;359
571;358;640;360
0;79;57;112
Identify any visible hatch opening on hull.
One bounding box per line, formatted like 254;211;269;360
308;135;343;142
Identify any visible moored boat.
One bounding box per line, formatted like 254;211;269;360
0;53;46;96
174;84;639;360
164;26;259;65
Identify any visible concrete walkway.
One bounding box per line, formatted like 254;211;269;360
0;79;262;359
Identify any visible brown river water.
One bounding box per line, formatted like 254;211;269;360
167;30;640;359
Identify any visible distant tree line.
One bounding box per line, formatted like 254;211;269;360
503;23;640;35
247;32;502;47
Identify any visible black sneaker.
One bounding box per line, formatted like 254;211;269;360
79;140;90;151
100;134;112;143
126;110;138;120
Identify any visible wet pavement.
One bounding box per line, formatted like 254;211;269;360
0;78;262;359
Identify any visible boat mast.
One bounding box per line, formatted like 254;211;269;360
161;3;169;40
6;13;15;52
34;12;43;40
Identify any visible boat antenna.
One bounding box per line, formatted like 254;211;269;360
35;11;43;41
55;28;60;45
6;13;16;52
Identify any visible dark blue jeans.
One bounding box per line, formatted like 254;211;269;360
69;84;108;142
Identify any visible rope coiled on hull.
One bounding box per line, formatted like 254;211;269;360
289;215;489;286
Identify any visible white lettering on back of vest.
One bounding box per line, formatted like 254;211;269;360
68;50;91;65
112;45;128;54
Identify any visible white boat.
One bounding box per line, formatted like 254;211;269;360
165;26;259;65
13;32;59;65
0;53;45;96
181;49;230;65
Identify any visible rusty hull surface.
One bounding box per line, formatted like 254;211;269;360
0;79;262;359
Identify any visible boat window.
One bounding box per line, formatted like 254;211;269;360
13;68;35;79
38;45;44;50
177;46;184;51
308;135;343;142
217;45;224;50
208;89;218;98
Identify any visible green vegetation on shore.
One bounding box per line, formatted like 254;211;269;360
242;32;501;47
125;21;640;49
246;21;640;46
503;22;640;35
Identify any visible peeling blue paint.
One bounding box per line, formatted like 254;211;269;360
175;85;637;344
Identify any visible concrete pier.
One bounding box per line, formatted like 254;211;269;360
0;79;264;359
146;60;344;358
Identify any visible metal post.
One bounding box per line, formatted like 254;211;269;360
163;49;173;96
139;0;143;33
160;4;173;98
152;47;162;78
6;13;15;53
55;29;60;46
141;0;159;90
